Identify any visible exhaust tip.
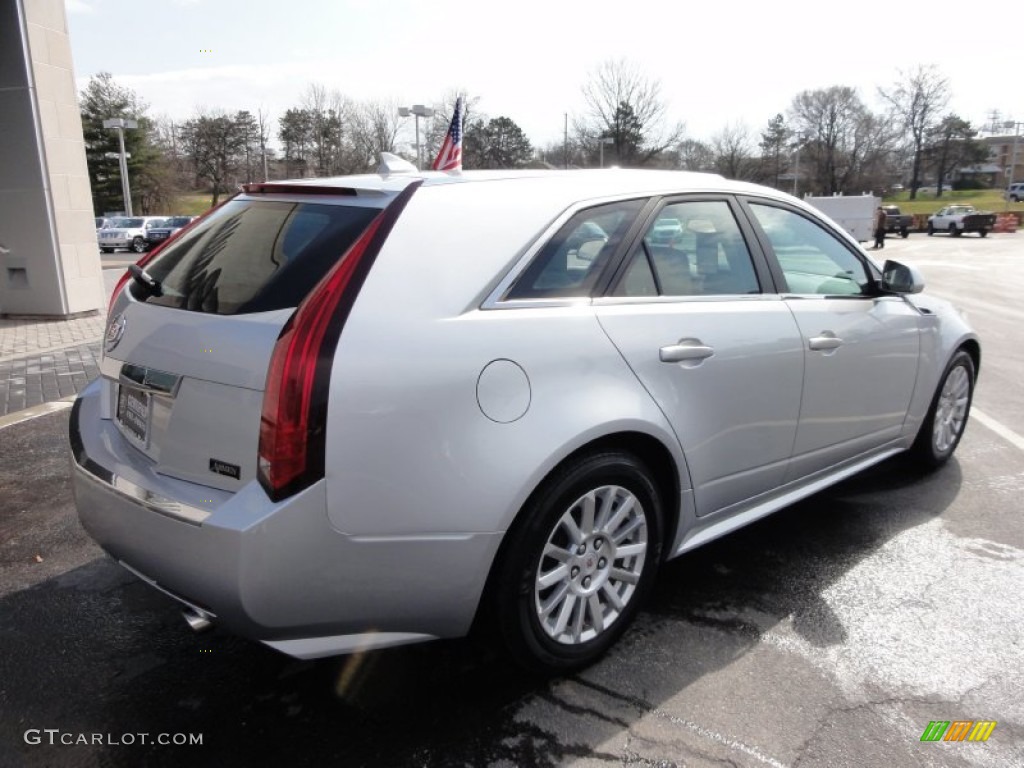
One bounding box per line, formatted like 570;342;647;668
183;607;213;632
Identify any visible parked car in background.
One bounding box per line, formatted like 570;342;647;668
145;216;195;249
98;216;168;253
881;205;913;238
71;169;979;673
1005;183;1024;203
926;205;997;237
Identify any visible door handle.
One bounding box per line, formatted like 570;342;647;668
808;332;843;351
660;339;715;363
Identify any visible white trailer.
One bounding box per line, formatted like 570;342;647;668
803;194;880;243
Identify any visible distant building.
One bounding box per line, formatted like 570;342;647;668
959;134;1022;187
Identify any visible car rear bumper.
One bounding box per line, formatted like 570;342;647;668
70;379;502;658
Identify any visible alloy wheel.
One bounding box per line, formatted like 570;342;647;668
534;485;648;645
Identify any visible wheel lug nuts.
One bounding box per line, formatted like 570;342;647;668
598;558;606;569
583;576;591;588
594;539;603;550
576;544;586;555
571;566;580;578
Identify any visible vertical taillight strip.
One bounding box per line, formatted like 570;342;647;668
257;181;423;501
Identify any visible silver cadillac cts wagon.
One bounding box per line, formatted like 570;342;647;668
70;168;979;672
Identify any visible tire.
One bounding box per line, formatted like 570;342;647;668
949;224;961;237
910;350;975;468
494;451;663;673
927;223;934;236
1011;195;1020;203
979;229;988;238
900;229;909;238
100;247;113;253
131;236;147;253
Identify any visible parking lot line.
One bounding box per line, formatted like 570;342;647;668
0;396;75;431
971;408;1024;453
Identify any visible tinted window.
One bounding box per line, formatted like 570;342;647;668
749;203;870;296
505;199;644;299
137;200;379;315
613;200;760;297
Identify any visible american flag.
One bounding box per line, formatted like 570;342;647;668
431;97;463;171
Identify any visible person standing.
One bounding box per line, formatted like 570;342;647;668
873;207;887;249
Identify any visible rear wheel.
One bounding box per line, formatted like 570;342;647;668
911;350;975;468
949;224;961;237
131;236;147;253
927;222;934;236
900;228;909;238
494;452;662;673
979;229;988;238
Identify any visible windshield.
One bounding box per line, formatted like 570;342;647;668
118;218;145;228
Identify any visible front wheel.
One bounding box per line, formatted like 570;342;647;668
949;224;961;237
900;229;909;238
927;222;934;236
130;236;147;253
911;350;975;468
494;452;662;673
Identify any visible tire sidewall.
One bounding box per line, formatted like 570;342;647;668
915;350;975;467
497;452;663;673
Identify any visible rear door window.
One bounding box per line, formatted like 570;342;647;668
612;200;761;297
137;199;379;315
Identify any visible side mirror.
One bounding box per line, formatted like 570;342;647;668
881;260;924;294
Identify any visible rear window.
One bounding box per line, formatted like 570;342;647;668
136;199;379;315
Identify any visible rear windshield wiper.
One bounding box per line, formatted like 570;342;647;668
129;263;163;297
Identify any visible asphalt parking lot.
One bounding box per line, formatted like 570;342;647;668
1;233;1022;767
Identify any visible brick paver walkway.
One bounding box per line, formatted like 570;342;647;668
0;314;105;418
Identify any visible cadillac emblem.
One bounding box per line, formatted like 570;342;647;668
105;313;127;353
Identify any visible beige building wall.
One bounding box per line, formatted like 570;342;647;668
0;0;103;317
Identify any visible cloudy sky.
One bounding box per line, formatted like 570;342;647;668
64;0;1015;152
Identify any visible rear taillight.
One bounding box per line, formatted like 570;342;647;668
257;181;421;501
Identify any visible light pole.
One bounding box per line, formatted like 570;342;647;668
398;105;434;169
598;137;614;168
791;134;806;197
103;118;137;215
1003;120;1021;211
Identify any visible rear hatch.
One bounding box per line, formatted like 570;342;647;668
101;191;390;493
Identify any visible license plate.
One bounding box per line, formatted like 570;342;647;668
152;233;167;239
117;385;150;444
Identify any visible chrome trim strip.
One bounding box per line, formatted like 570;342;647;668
119;363;181;395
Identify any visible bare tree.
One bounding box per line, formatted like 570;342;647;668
710;122;757;180
256;106;271;181
675;138;715;172
179;109;244;206
577;59;684;167
879;65;950;199
790;86;880;195
350;99;405;170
